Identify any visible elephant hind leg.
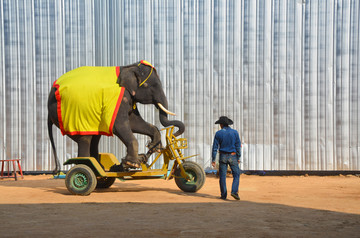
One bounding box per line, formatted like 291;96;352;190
71;135;105;170
69;135;93;157
90;135;106;170
90;135;101;160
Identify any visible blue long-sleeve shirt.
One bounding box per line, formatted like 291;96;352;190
212;126;241;162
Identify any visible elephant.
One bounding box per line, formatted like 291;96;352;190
47;60;185;172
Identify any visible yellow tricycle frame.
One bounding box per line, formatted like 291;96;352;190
64;126;197;181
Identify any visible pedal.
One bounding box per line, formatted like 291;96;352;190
139;153;148;164
109;164;125;172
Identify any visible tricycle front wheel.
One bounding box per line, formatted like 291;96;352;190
175;161;206;192
65;164;97;196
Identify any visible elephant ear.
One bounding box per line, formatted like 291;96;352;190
118;61;155;96
118;66;140;96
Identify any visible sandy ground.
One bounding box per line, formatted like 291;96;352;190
0;174;359;238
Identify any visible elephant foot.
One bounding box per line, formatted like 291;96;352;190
147;140;162;153
121;154;148;169
122;159;141;169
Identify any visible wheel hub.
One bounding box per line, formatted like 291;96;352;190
185;172;196;183
73;173;87;188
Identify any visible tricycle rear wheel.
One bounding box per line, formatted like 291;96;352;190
175;161;206;192
65;164;97;196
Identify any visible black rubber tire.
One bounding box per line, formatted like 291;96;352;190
175;161;206;193
96;177;116;189
65;164;97;196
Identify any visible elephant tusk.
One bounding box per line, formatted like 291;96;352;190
157;103;176;116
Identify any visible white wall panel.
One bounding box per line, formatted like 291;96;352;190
0;0;359;172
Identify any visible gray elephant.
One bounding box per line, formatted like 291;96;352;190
47;60;185;172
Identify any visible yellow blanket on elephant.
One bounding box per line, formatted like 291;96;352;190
53;66;125;136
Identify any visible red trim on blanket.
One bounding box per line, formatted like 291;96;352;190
63;131;113;136
53;80;66;136
116;66;120;77
109;87;125;135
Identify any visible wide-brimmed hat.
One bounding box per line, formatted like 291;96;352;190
215;116;233;125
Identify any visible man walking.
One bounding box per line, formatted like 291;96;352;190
211;116;241;200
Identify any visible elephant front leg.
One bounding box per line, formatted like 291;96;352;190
129;110;162;156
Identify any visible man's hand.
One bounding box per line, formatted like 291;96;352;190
212;161;216;168
238;160;240;164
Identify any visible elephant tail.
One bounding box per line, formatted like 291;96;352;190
48;115;61;174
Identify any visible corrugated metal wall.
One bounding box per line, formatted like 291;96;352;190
1;0;359;172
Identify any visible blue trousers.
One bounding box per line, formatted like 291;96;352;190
219;153;240;198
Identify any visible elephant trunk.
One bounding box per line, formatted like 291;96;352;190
157;100;185;137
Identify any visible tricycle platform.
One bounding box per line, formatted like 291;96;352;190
63;126;206;196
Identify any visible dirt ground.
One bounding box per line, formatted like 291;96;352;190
0;174;359;238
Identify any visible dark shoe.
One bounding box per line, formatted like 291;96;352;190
220;197;226;200
231;193;240;200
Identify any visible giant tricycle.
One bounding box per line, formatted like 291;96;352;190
63;126;206;196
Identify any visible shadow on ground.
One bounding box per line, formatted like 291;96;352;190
0;177;219;199
1;202;360;238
